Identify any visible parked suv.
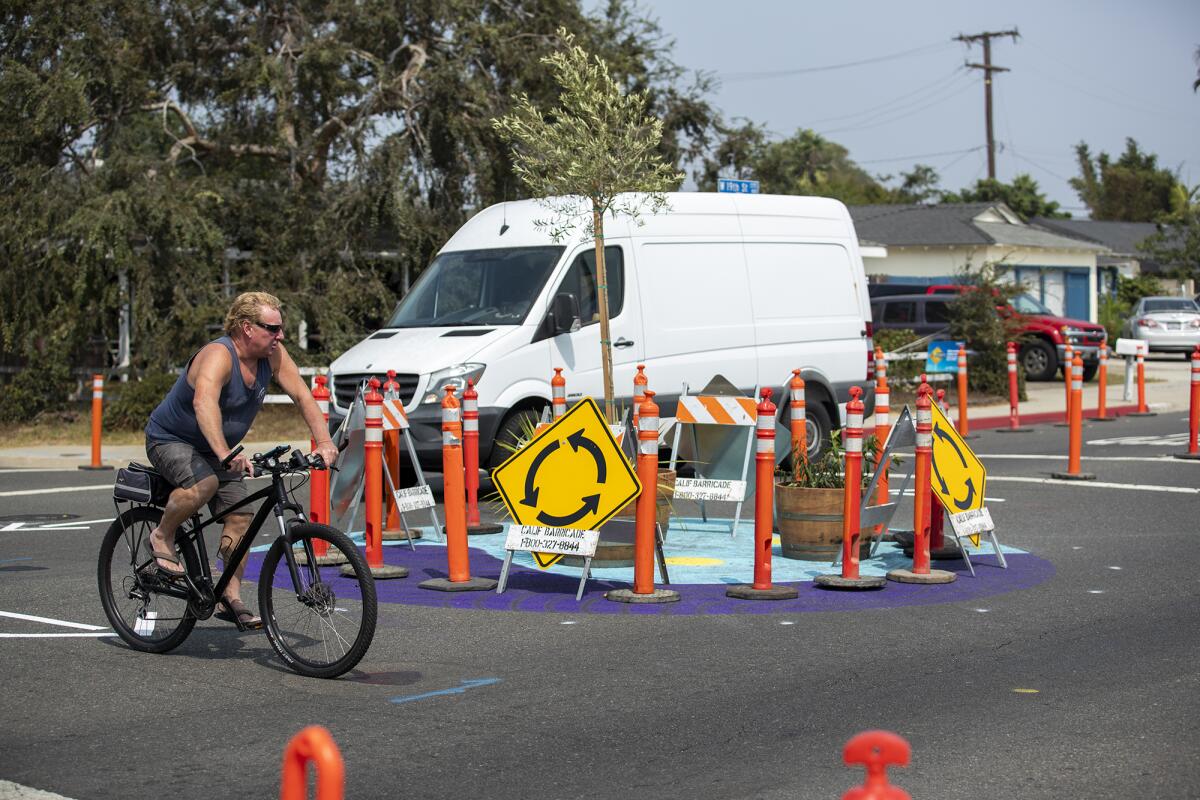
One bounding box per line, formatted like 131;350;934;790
868;283;1107;381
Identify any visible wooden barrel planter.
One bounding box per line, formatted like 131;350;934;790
776;483;871;562
562;470;676;568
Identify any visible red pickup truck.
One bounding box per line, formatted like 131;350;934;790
925;285;1108;381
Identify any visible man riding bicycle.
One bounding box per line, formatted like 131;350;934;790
143;292;340;628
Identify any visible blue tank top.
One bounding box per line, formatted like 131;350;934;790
145;337;271;455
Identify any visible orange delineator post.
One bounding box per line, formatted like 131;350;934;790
1183;346;1200;458
442;386;470;582
841;730;912;800
1096;344;1109;420
873;353;889;536
752;389;777;590
632;364;647;435
839;387;865;580
382;370;402;535
279;726;345;800
1136;343;1148;413
789;369;807;480
309;376;331;556
79;374;111;470
363;378;384;569
551;367;566;420
956;346;969;436
1062;337;1075;423
1006;342;1021;428
462;378;482;527
633;391;661;595
912;382;933;575
1068;355;1084;474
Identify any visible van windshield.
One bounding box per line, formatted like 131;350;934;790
385;246;563;327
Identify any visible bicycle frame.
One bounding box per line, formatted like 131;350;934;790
137;469;316;613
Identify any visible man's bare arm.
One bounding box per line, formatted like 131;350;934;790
270;345;339;466
190;343;236;460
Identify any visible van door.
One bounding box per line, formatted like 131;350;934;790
547;244;645;407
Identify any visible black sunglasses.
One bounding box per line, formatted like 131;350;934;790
252;320;284;334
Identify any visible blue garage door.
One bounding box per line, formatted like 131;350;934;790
1064;270;1090;320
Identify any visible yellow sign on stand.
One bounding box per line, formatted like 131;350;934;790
929;402;988;545
491;397;641;555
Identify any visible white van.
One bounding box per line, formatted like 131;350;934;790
327;192;876;473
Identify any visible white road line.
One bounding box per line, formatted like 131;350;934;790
0;468;95;474
987;476;1200;495
0;485;112;498
0;632;117;638
0;611;108;631
977;454;1200;463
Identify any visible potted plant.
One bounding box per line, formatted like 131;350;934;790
775;431;889;562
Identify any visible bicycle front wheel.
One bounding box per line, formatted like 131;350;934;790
258;523;377;679
98;506;197;653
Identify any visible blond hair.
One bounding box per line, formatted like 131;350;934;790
223;291;282;337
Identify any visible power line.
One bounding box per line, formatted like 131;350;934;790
803;66;967;127
818;74;979;135
857;146;984;165
721;41;954;81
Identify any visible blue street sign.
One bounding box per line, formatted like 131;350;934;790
717;178;760;194
926;340;965;374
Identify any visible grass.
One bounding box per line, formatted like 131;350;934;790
0;404;312;449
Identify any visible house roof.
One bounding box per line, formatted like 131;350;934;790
849;203;1108;252
1028;218;1159;257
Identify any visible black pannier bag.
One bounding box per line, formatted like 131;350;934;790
114;463;172;506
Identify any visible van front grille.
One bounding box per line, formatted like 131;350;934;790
332;373;419;411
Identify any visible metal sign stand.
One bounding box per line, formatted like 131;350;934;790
947;509;1007;577
667;382;757;537
833;406;919;566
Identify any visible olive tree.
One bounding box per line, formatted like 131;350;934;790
492;28;682;422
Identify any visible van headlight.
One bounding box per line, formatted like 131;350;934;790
421;363;486;405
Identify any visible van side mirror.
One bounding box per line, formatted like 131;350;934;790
551;292;581;335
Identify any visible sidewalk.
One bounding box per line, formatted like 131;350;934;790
0;357;1190;470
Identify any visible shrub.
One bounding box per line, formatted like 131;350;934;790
104;371;178;431
873;328;923;386
946;264;1026;397
0;353;75;424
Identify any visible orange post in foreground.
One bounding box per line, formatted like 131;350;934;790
633;391;661;595
789;369;807;479
839;387;865;579
363;379;384;569
912;382;933;575
956;347;969;436
462;379;482;527
80;374;111;470
279;726;345;800
551;367;566;420
841;730;911;800
309;376;331;556
1053;355;1097;481
632;364;648;434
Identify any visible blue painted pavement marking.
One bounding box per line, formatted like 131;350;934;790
389;678;503;705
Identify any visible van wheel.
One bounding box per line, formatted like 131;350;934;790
488;408;543;471
1021;340;1058;381
806;403;834;462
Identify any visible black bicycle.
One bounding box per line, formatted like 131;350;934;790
97;444;377;679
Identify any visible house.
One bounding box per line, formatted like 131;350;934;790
849;203;1109;322
1029;218;1194;297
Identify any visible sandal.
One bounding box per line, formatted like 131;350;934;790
216;597;262;631
140;537;185;577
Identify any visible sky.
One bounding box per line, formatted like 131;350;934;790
625;0;1200;218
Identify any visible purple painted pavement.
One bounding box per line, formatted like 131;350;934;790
246;543;1056;616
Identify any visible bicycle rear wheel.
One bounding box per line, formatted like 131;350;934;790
258;523;377;679
97;506;197;653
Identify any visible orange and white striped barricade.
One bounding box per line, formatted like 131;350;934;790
1175;345;1200;461
667;384;759;537
379;392;441;546
80;375;112;471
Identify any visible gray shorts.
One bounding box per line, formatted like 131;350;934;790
145;438;250;518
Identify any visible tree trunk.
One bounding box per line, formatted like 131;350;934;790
592;204;616;423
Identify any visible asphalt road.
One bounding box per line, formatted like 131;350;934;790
0;411;1197;799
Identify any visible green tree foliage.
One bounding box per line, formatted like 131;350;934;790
945;264;1026;397
1070;138;1179;222
941;174;1067;219
696;125;891;205
492;27;682;421
0;1;716;387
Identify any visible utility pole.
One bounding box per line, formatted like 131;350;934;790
955;29;1019;180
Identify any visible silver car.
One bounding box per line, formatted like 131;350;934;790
1121;296;1200;356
